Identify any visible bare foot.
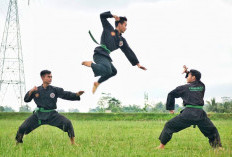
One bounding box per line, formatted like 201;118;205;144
16;141;23;145
156;144;165;149
82;61;93;67
71;143;80;146
214;147;224;151
70;137;79;146
92;82;100;94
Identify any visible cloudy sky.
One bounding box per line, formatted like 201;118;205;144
0;0;232;112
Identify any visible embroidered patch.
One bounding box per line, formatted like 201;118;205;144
35;93;39;98
50;93;55;98
189;86;204;91
111;31;116;36
119;40;123;47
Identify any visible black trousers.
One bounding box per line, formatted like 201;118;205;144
91;54;117;83
159;108;222;148
16;111;75;143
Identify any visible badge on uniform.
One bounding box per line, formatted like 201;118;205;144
119;40;123;47
50;93;55;98
111;31;116;36
35;93;39;98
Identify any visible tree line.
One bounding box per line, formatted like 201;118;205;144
89;93;232;113
0;94;231;113
0;105;79;113
89;93;182;113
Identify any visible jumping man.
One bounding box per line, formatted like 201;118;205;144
15;70;84;145
82;11;147;93
156;65;222;149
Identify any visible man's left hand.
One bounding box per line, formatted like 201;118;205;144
77;91;85;96
113;15;120;21
182;65;188;74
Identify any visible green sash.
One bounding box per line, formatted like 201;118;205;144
34;107;55;125
185;105;203;109
88;30;111;54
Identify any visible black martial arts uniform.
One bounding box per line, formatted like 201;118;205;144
91;11;140;83
15;85;80;143
159;75;222;148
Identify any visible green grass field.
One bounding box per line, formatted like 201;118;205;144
0;113;231;157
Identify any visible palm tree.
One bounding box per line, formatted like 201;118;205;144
206;98;218;112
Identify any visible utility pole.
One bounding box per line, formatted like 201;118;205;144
144;92;149;112
0;0;26;107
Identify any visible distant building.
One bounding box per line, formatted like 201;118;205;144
105;110;112;113
221;97;232;103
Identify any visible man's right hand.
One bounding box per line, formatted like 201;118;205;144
28;86;37;96
137;63;147;71
30;86;38;92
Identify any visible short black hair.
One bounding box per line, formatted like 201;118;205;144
115;16;127;27
189;69;201;81
40;70;51;77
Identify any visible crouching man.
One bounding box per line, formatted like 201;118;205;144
157;66;222;149
15;70;84;145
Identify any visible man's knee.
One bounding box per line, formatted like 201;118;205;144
66;119;72;126
63;119;73;129
104;68;117;78
111;69;117;76
164;121;172;129
104;67;112;76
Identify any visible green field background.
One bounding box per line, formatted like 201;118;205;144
1;112;232;121
0;113;231;157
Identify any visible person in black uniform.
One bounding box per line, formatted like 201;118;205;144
156;65;222;149
15;70;84;145
82;11;147;94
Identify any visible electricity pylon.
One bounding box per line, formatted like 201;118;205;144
0;0;26;107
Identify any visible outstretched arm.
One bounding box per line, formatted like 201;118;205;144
120;38;147;70
24;86;37;102
56;87;84;101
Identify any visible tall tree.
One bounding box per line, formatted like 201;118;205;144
206;98;218;112
0;106;4;112
107;97;122;112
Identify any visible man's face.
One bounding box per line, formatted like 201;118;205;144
118;21;127;33
41;73;52;84
187;73;196;83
